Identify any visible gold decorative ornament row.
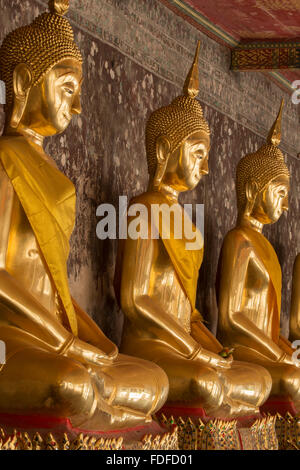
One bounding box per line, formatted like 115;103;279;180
159;414;278;450
0;426;179;451
2;414;300;450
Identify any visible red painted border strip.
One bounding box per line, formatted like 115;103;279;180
159;405;258;424
0;412;165;435
260;396;297;417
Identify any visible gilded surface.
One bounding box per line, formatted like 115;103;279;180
118;45;272;418
290;254;300;342
1;0;300;344
160;414;278;450
217;103;300;409
0;0;168;431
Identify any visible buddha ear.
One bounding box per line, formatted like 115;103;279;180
152;136;171;190
10;63;32;128
245;179;258;204
156;135;171;165
13;63;32;99
244;179;258;216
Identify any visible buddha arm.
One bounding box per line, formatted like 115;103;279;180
278;335;294;356
121;235;230;368
72;297;118;359
191;310;223;354
218;233;286;362
290;254;300;342
0;164;113;365
0;164;67;350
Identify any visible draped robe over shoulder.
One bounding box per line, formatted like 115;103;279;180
117;191;272;414
217;225;300;407
0;136;169;430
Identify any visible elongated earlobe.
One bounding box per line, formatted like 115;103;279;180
10;63;32;128
244;180;258;217
152;136;171;191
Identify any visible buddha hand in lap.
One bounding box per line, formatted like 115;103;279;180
116;43;272;418
0;0;168;431
216;100;300;410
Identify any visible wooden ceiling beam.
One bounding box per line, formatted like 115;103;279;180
231;40;300;71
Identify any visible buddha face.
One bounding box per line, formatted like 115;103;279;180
162;130;210;192
251;175;290;224
14;58;82;136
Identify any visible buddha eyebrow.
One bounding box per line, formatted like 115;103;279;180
190;143;206;151
57;69;79;76
56;72;81;83
56;75;81;90
273;185;288;192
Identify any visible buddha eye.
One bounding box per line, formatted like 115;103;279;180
193;151;204;160
64;87;74;95
63;82;75;95
278;190;286;198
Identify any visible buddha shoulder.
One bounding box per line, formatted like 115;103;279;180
221;227;254;257
0;136;21;189
0;135;27;155
0;156;11;188
130;191;167;206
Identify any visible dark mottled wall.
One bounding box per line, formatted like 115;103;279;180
0;0;299;343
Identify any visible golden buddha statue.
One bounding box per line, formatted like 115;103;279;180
0;0;168;431
290;254;300;343
216;100;300;410
116;43;272;418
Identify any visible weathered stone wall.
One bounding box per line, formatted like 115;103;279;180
0;0;299;342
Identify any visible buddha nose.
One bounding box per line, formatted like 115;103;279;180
72;93;82;115
201;158;209;175
283;196;289;212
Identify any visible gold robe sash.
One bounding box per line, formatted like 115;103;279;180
0;136;78;335
239;226;282;342
129;191;204;312
114;190;223;353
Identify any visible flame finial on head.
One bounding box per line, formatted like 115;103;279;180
267;99;284;147
183;41;201;99
48;0;70;15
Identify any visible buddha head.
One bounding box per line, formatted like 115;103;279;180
236;100;290;225
146;42;211;192
0;0;83;137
